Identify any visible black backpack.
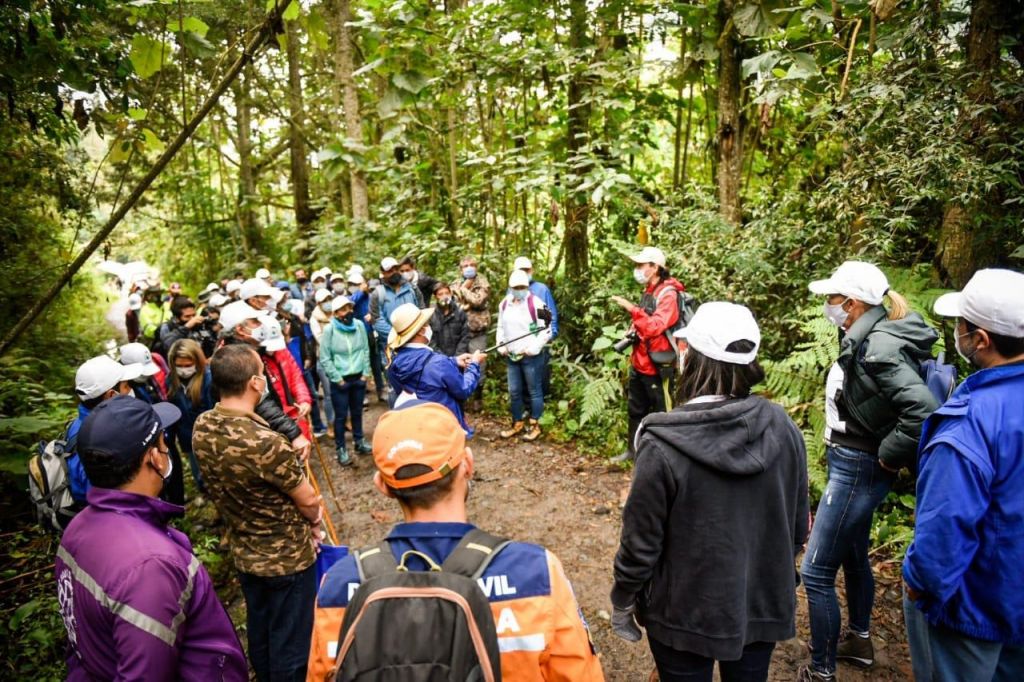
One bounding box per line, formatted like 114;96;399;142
333;529;509;682
640;285;698;366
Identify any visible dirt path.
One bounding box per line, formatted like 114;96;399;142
309;402;913;681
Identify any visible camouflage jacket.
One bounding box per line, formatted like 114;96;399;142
451;273;491;333
192;404;315;577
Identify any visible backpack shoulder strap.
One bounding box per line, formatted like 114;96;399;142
441;528;512;580
526;295;537;325
355;540;399;581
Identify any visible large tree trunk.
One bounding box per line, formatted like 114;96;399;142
234;65;263;254
563;0;590;281
936;0;1004;286
715;0;743;225
285;19;315;236
334;0;369;221
444;0;466;237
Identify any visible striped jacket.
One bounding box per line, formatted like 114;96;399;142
55;488;247;681
307;522;604;681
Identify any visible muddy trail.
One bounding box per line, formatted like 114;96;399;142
303;402;914;681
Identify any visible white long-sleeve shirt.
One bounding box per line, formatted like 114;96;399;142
496;294;551;357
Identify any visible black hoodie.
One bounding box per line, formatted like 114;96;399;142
612;395;809;660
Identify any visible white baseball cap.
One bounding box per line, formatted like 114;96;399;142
347;272;365;285
630;246;667;267
255;267;271;280
673;302;761;365
508;269;530;288
808;261;890;305
225;280;242;295
513;256;533;270
240;277;279;303
311;269;328;282
75;355;145;400
219;301;263;332
259;316;287;352
204;282;221;294
348;265;365;277
314;288;332;304
127;293;142;311
119;343;161;376
331;295;354;312
934;268;1024;338
380;257;399;271
207;293;229;308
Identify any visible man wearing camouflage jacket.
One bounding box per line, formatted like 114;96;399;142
451;255;491;407
193;344;324;682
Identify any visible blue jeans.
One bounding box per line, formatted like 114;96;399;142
507;354;544;421
237;562;316;682
315;361;334;425
800;445;894;673
303;367;325;432
376;334;394;403
329;378;365;450
649;638;775;682
905;592;1024;682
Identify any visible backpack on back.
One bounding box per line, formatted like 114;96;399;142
27;424;80;533
641;285;698;366
919;351;957;405
333;529;509;682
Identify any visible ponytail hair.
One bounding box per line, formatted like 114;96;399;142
885;290;909;321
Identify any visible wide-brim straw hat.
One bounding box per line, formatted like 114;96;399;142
387;303;435;350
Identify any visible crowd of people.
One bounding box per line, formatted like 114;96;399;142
47;250;1023;682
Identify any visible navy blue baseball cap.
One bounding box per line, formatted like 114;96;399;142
78;395;181;463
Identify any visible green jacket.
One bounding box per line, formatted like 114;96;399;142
319;320;370;383
138;302;166;339
837;305;940;469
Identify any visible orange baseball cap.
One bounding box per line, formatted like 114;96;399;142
373;402;467;489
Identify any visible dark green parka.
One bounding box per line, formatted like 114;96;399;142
836;305;940;469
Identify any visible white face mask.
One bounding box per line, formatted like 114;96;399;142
422;325;434;343
176;366;197;380
402;271;415;282
823;299;850;328
633;267;648;285
348;284;360;294
251;322;268;343
955;329;978;367
253;375;270;402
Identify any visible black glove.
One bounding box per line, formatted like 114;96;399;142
611;604;642;642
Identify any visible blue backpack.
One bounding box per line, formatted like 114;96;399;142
919;351;957;405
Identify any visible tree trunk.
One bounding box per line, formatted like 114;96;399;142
444;0;466;237
715;0;743;225
563;0;591;281
285;19;315;237
234;65;263;254
334;0;369;221
936;0;1003;286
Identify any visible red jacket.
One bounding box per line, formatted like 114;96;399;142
629;277;686;376
264;349;312;439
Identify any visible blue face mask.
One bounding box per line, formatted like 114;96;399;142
462;266;477;279
511;289;528;301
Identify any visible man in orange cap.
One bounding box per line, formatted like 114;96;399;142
307;401;605;681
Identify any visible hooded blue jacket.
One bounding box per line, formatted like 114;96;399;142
386;345;480;435
903;361;1024;644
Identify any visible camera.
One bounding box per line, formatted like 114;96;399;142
613;330;638;353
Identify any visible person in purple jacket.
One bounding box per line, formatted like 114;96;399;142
54;395;247;681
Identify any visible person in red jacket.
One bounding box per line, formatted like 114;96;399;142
260;315;314;440
610;246;686;463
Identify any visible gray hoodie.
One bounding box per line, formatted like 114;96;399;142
612;395;810;660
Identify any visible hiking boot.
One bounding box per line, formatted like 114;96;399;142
500;421;525;438
836;630;874;668
313;426;328;437
336;448;353;467
609;450;634;465
796;665;835;681
521;419;542;442
354;438;373;456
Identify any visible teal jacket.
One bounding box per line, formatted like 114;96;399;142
836;305;940;469
319;319;370;383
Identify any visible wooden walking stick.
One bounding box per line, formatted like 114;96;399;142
308;416;344;517
304;459;340;546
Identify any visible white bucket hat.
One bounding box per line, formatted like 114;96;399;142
673;302;761;365
387;303;435;349
808;261;890;306
934;268;1024;338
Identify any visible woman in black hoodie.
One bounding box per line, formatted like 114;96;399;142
611;302;810;682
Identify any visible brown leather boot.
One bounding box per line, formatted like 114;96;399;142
500;421;525;438
522;419;542;442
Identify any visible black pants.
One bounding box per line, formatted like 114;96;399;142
238;563;317;682
627;366;675;454
649;638;776;682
